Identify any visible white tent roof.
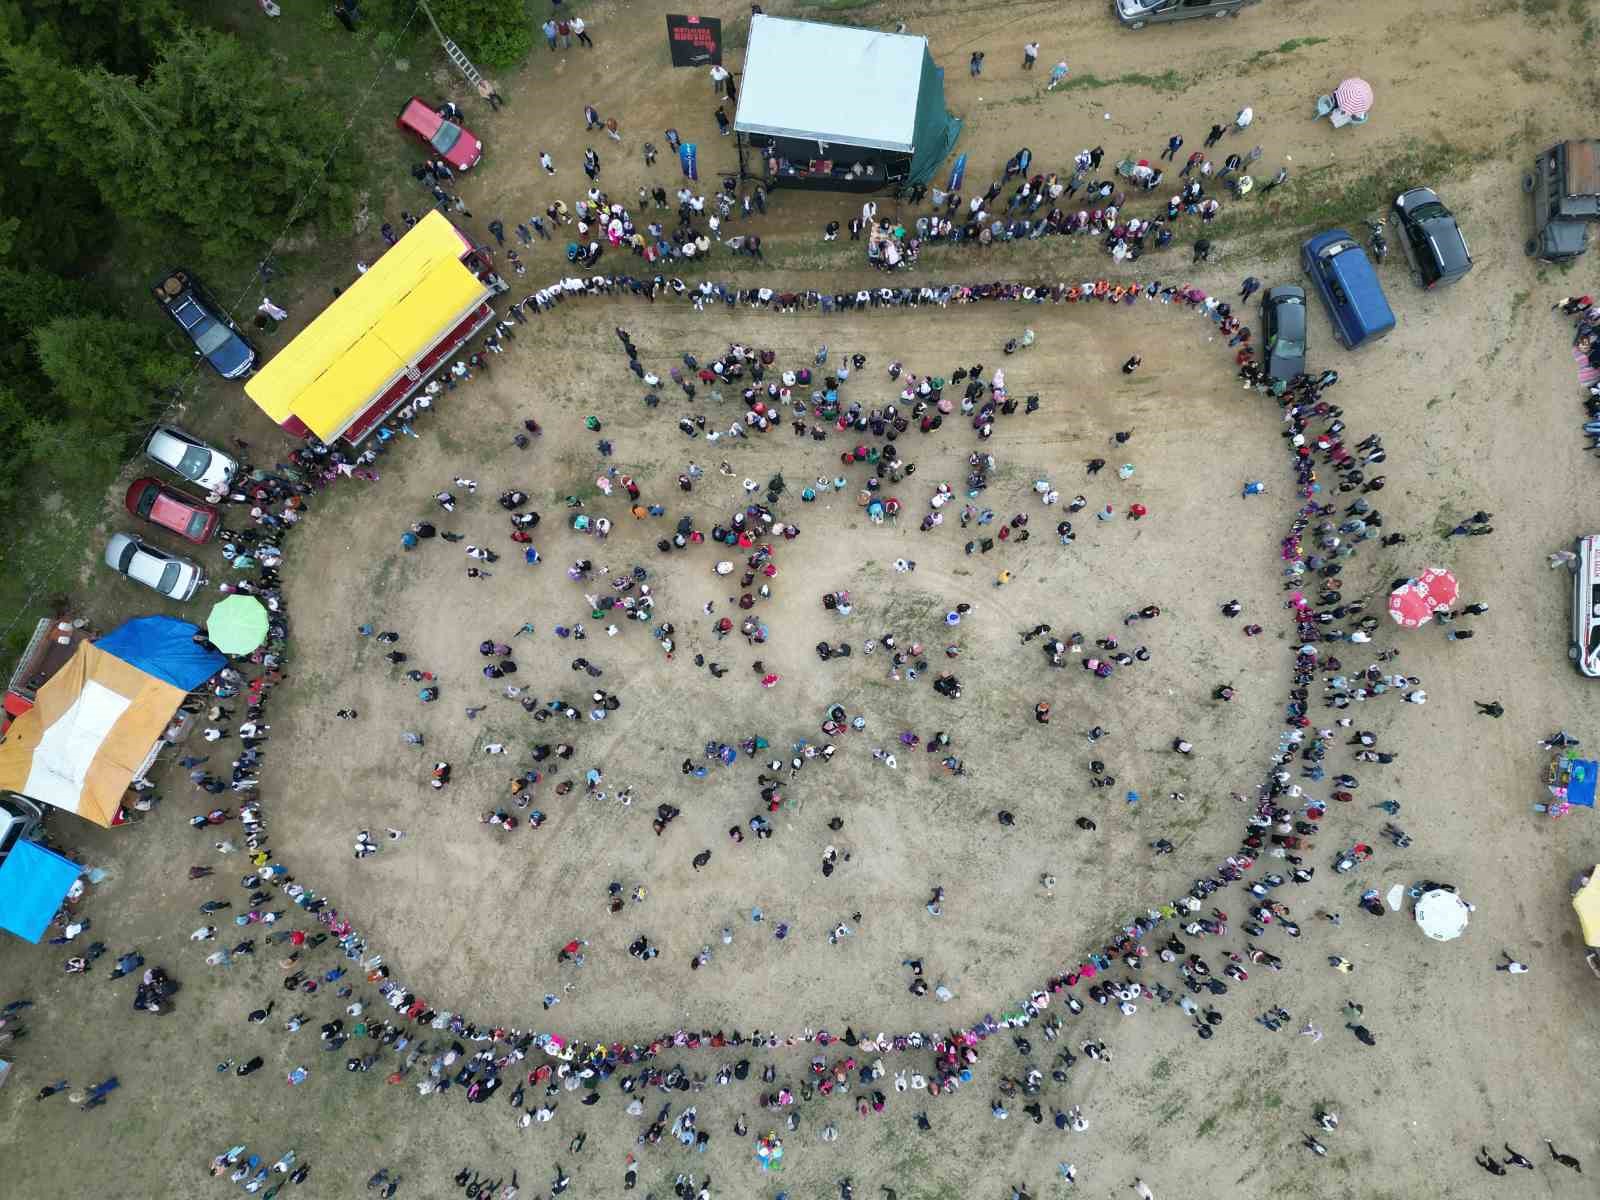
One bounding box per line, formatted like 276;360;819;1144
733;15;926;154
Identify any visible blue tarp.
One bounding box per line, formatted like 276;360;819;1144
0;840;82;943
95;616;225;691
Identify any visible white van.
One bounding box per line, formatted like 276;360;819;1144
1573;535;1600;677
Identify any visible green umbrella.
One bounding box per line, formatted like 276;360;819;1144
207;594;269;655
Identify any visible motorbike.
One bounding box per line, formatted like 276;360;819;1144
1367;218;1388;263
1333;842;1373;873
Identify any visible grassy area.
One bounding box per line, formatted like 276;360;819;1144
1054;69;1190;95
1244;36;1329;67
1209;138;1477;258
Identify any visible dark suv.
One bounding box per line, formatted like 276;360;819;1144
152;269;256;379
1392;188;1473;288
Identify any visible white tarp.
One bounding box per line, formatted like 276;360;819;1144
24;682;132;813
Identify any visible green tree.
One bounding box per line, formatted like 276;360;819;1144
33;314;186;436
5;25;364;261
430;0;533;69
0;0;175;73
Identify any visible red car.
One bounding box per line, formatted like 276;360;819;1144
396;97;483;171
124;477;220;545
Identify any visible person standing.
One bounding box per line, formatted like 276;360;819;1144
969;50;985;77
572;16;593;47
1161;134;1183;161
1047;61;1069;89
542;19;558;50
1022;42;1039;70
710;64;730;94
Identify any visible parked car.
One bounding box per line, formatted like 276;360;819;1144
152;269;256;379
1570;534;1600;677
0;792;44;869
1392;188;1473;287
104;533;204;601
1260;286;1307;383
1114;0;1258;27
1301;230;1396;349
144;426;237;492
396;97;483;171
124;477;220;545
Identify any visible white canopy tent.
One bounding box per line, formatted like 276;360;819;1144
734;15;926;153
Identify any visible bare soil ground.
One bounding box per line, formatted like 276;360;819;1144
3;3;1600;1200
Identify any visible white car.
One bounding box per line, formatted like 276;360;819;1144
1572;534;1600;677
105;532;204;601
144;425;238;492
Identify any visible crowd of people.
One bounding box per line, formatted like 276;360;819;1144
21;232;1564;1199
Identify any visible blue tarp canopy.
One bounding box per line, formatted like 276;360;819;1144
95;616;225;691
0;840;82;943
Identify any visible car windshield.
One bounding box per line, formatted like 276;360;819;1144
159;561;182;593
178;445;211;479
192;320;234;355
185;511;211;539
1410;201;1448;222
430;120;463;155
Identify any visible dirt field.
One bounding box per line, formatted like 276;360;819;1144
3;3;1600;1200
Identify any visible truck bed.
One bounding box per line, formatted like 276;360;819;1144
1562;140;1600;198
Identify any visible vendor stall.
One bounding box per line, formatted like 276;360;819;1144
0;839;83;942
733;15;961;192
1539;751;1596;818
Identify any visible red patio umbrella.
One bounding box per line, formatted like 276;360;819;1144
1388;581;1433;628
1416;566;1458;611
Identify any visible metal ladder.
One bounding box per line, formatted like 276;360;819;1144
441;38;483;88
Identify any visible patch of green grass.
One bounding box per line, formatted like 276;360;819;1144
0;485;106;672
1509;289;1531;320
1263;1091;1283;1109
1196;1114;1220;1137
1149;1054;1173;1081
1246;36;1329;64
1213;138;1478;258
1054;70;1188;95
1524;0;1559;15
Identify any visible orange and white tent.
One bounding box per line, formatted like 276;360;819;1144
0;642;186;827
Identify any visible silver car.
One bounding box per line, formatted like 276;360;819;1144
144;425;238;493
105;532;204;601
1114;0;1259;27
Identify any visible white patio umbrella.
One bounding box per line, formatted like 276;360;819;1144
1415;889;1470;941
